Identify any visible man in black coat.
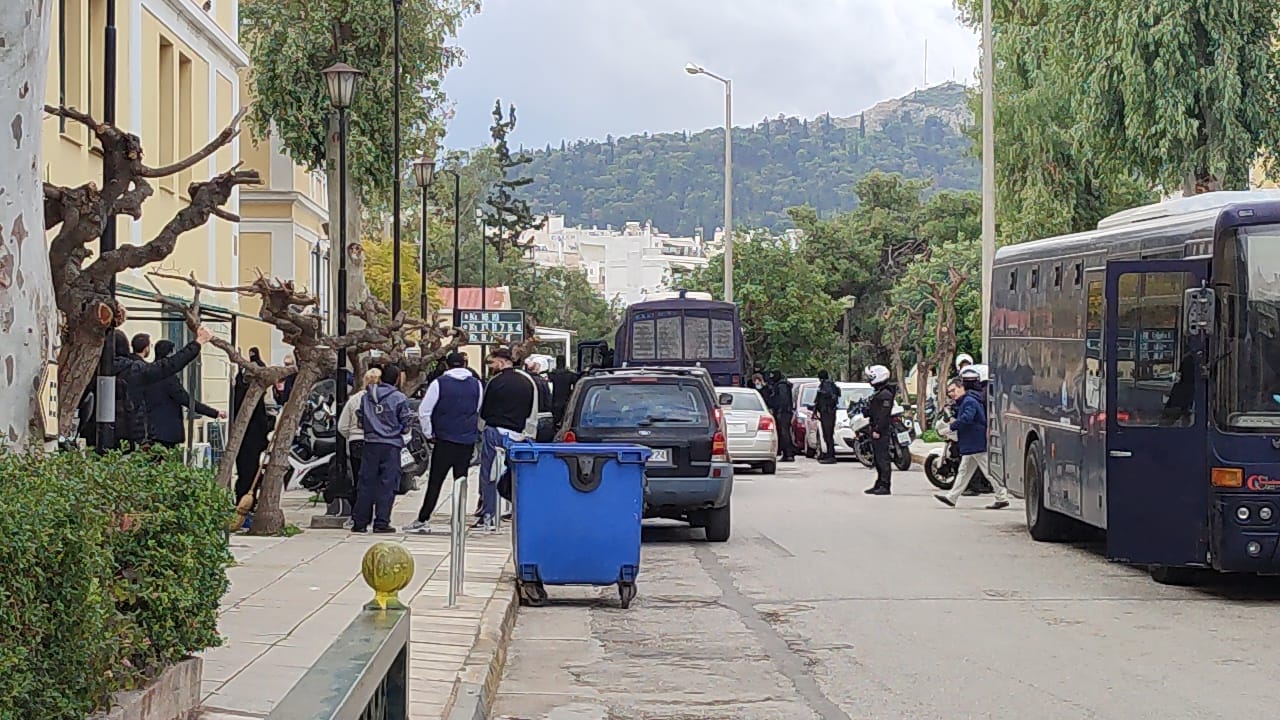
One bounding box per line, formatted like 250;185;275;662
547;355;579;427
102;326;213;450
768;371;796;462
814;370;841;464
144;339;226;448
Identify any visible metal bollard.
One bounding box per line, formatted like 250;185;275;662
447;475;467;607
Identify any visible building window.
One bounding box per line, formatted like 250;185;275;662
177;52;194;192
158;37;176;172
87;0;105;121
58;0;86;134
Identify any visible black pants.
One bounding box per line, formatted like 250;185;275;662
872;434;892;490
777;413;796;459
347;439;364;511
235;442;265;503
418;440;472;523
819;412;837;458
354;443;400;531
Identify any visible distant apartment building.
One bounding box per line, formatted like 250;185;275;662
522;215;709;306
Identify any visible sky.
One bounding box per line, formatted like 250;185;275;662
441;0;980;151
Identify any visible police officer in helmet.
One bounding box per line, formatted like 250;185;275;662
863;364;897;495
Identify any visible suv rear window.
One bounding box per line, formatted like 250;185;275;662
578;382;709;428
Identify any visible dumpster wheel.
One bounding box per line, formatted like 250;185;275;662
618;581;637;609
518;580;548;607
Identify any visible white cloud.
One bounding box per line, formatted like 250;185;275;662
442;0;978;150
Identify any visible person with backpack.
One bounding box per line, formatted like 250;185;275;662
352;364;414;534
813;370;841;464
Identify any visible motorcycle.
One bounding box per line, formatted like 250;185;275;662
846;398;914;472
923;403;993;495
287;383;338;493
397;397;430;495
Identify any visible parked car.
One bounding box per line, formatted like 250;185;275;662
558;367;734;542
791;380;819;456
806;382;876;458
716;386;777;474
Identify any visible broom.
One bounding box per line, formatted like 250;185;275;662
227;452;268;532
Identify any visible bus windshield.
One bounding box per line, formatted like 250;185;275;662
1220;224;1280;429
628;311;738;362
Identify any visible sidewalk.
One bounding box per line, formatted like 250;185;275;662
910;439;944;465
198;473;517;720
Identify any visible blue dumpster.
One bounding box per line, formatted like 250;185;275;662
507;442;650;608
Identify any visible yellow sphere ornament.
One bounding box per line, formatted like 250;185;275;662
361;541;415;611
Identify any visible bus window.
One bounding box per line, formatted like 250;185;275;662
1083;278;1103;412
1113;271;1193;427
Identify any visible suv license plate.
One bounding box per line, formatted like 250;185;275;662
896;431;912;445
648;448;671;464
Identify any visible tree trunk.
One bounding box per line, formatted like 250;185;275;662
56;323;104;436
0;3;57;448
215;378;268;489
250;362;320;534
913;345;929;424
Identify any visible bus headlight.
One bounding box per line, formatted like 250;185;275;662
1247;541;1263;557
1262;506;1275;522
1237;506;1251;522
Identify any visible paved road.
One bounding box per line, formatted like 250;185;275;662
492;460;1280;720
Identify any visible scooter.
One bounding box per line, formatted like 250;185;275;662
286;384;338;493
924;404;993;495
396;397;430;495
846;398;914;471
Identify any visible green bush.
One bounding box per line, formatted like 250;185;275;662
921;429;943;444
0;449;232;719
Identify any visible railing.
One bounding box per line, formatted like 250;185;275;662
266;609;410;720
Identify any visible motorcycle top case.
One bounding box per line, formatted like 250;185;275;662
507;442;650;587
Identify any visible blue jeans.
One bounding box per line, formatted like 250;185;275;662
478;426;508;520
354;442;400;530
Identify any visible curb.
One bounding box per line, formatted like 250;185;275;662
444;565;520;720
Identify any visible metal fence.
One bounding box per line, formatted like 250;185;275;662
266;608;410;720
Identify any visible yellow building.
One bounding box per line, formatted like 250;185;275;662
43;0;327;444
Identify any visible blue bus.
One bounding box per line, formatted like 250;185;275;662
590;292;751;388
989;190;1280;583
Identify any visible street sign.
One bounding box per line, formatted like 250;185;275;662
459;310;526;345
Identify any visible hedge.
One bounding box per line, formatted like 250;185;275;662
0;449;232;720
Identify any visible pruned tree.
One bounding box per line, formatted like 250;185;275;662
42;104;257;435
0;3;57;447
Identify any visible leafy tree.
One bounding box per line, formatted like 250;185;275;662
481;101;544;260
686;235;844;375
361;239;441;315
504;263;620;341
955;0;1155;245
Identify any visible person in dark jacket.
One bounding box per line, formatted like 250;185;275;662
145;339;225;448
547;356;579;427
104;326;211;450
525;357;555;442
935;374;1010;508
353;364;414;534
862;364;896;495
814;370;840;464
232;350;272;504
405;352;483;534
768;371;796;462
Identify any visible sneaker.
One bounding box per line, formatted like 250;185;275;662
471;515;491;530
935;494;956;508
403;520;430;534
372;526;397;534
342;518;354;530
351;526;368;534
864;486;891;496
818;458;837;465
987;500;1010;510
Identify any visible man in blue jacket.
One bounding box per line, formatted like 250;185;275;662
935;373;1010;509
354;364;414;533
405;353;482;534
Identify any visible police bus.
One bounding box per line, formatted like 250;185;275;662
989;190;1280;584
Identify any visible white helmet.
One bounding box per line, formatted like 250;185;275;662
864;364;890;385
960;364;989;383
955;353;974;371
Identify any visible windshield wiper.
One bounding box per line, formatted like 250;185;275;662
637;415;696;425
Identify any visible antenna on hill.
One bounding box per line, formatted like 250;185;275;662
924;39;928;87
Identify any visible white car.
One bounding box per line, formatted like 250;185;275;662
717;387;779;474
807;382;876;457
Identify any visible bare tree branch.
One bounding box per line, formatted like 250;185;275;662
139;106;251;178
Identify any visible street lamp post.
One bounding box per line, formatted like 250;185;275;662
94;0;119;451
685;63;733;304
391;0;404;317
476;208;487;311
980;0;995;362
322;61;362;516
432;168;462;327
412;157;435;320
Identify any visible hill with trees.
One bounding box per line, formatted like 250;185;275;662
520;82;978;235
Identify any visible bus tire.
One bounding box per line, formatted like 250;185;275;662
1149;565;1200;586
1024;440;1076;543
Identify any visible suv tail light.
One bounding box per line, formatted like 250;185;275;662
758;415;775;432
712;431;728;461
562;430;577;443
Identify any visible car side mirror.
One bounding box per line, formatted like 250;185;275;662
718;392;734;406
1184;287;1214;335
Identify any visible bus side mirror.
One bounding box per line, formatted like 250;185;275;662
1184;288;1215;335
